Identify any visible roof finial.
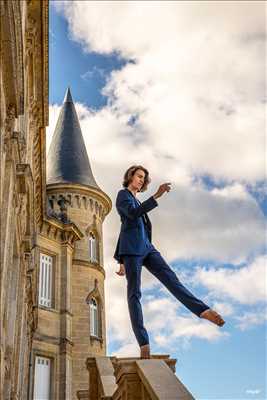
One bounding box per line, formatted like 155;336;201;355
63;87;73;103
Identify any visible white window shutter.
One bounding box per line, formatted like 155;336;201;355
90;303;94;335
89;234;98;263
89;237;92;261
89;298;98;336
92;238;95;261
33;356;51;400
39;254;53;307
93;238;97;262
94;305;98;336
66;357;72;400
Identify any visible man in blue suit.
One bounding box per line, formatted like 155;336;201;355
114;165;225;358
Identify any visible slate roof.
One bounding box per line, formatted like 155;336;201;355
47;88;99;189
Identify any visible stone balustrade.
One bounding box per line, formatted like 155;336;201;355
84;355;195;400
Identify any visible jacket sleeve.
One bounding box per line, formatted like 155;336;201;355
116;190;158;220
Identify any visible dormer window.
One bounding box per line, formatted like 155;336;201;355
89;232;98;263
89;298;99;337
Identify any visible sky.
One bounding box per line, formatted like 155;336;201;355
48;1;266;399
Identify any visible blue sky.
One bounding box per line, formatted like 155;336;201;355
49;2;266;399
49;7;127;108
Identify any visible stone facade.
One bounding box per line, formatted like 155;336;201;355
1;0;48;399
31;182;111;399
1;1;112;399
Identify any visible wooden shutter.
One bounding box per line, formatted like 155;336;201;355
39;254;53;307
33;356;51;400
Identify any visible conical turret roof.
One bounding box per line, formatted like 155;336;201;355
47;88;99;189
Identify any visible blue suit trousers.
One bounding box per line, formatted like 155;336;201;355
122;246;210;347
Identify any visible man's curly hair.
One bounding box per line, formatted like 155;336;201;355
122;165;151;192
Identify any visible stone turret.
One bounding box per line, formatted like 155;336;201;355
46;88;112;398
47;87;99;188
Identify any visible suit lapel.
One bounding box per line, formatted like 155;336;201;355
125;189;151;228
136;196;150;228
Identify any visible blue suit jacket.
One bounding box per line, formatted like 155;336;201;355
114;188;158;263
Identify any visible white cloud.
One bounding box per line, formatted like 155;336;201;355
81;66;106;81
191;255;267;305
245;389;262;395
111;341;139;358
211;183;251;200
209;301;235;317
234;307;267;331
47;102;265;264
53;0;265;183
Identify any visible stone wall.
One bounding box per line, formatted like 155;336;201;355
45;183;111;399
0;1;48;398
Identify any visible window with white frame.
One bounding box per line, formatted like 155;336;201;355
89;298;99;337
89;233;98;263
39;254;53;308
33;356;51;400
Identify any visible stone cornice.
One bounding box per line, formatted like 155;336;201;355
40;217;83;247
73;259;106;277
46;183;112;218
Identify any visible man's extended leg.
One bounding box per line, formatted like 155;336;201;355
143;249;210;317
123;255;150;348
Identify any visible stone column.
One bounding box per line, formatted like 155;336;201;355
113;360;142;400
59;238;74;399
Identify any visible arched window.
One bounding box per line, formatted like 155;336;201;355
89;298;99;337
89;232;98;263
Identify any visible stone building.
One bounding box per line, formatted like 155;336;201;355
1;0;48;399
30;87;111;399
1;1;195;399
1;1;112;399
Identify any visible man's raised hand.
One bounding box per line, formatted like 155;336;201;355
153;182;172;200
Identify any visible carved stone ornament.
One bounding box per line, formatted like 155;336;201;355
29;99;41;127
4;345;13;380
86;279;103;309
4;104;16;145
57;195;71;223
25;274;35;339
61;230;75;247
16;193;27;237
85;215;99;237
12;190;18;211
25;16;36;56
17;131;27;163
25;252;38;333
24;251;34;274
